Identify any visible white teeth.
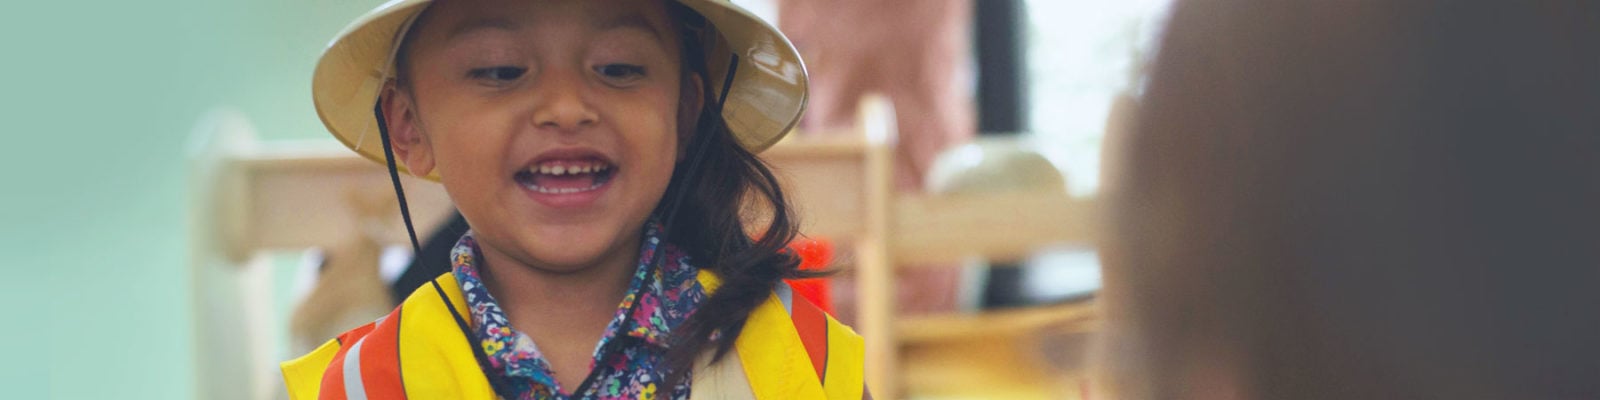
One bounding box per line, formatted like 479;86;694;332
525;180;607;194
528;162;610;175
526;161;611;177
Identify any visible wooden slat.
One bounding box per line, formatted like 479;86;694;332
891;191;1097;265
761;137;871;240
900;331;1093;399
766;134;876;157
219;140;455;256
895;300;1099;345
856;127;899;400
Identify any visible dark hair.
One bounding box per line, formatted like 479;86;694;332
656;3;821;386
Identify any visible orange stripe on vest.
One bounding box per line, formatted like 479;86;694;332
790;296;830;384
318;308;412;400
319;322;375;400
356;308;408;399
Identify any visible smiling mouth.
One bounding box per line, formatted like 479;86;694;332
514;158;617;194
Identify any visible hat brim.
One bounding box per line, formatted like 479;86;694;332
311;0;807;181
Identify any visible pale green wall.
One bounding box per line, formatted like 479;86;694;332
1;1;382;398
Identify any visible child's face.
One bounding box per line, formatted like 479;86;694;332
384;0;700;272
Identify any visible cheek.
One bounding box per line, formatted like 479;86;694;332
627;123;680;193
430;118;508;175
612;94;682;217
613;91;685;166
412;88;513;169
417;113;520;211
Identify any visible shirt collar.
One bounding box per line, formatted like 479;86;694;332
451;221;703;353
615;221;704;348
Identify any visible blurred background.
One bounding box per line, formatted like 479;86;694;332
1;0;1173;398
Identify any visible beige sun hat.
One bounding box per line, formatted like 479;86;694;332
312;0;808;179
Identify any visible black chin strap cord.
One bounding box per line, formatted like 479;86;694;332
374;53;740;397
374;101;424;254
374;100;513;391
646;54;740;286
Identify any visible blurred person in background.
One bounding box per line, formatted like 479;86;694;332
1097;0;1600;398
779;0;974;192
779;0;976;318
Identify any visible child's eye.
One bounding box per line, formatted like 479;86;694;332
594;64;647;85
467;66;527;83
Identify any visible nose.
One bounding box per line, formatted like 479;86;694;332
531;68;599;131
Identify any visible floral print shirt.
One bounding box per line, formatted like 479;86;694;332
451;222;707;399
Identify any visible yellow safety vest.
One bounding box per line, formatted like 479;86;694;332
281;272;864;399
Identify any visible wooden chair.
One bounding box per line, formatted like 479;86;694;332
763;96;1100;399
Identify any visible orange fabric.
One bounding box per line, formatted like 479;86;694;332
791;296;830;383
335;322;377;347
356;308;408;400
319;326;363;400
786;237;834;314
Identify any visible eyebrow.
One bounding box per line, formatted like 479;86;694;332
593;13;664;41
446;18;520;40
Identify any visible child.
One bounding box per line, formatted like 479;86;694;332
282;0;866;399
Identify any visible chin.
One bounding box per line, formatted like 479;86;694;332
517;224;637;271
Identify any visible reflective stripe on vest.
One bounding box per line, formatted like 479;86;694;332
315;307;407;400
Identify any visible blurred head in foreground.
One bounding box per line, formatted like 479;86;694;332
1098;1;1600;398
